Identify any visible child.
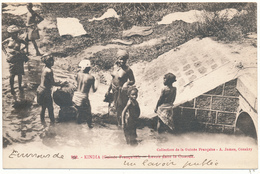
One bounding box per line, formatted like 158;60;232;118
72;59;97;127
122;87;140;145
154;73;177;133
37;54;64;126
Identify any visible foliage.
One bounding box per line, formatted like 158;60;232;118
2;2;256;71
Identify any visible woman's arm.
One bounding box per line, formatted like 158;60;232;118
47;70;64;87
34;11;44;24
127;69;135;86
136;102;140;118
106;82;112;96
172;87;177;104
91;77;97;93
2;38;10;45
155;89;165;113
123;68;135;88
122;100;131;126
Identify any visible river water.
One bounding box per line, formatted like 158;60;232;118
2;54;258;169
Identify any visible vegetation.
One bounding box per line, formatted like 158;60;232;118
2;3;257;72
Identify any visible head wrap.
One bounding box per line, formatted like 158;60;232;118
79;59;91;71
27;3;33;9
7;25;20;33
117;50;129;60
41;53;53;64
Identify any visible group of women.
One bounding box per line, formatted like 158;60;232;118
3;4;177;142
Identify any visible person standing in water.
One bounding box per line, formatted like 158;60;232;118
72;59;97;127
2;25;28;95
154;73;177;133
122;87;140;145
26;3;44;56
37;54;65;126
106;50;135;126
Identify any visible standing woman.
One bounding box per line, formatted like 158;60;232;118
106;50;135;126
37;54;65;126
2;25;28;95
26;3;44;56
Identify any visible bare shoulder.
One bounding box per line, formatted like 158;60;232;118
162;86;169;92
82;73;95;81
43;67;52;74
126;66;133;74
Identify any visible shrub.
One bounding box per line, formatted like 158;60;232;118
193;3;256;42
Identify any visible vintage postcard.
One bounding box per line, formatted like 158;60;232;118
1;1;258;169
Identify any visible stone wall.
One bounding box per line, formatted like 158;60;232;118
174;79;240;134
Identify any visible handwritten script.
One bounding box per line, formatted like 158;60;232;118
9;150;64;159
123;158;218;168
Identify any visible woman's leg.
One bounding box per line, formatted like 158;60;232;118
47;104;55;125
157;118;163;133
10;75;15;95
18;75;23;90
32;40;41;56
25;35;29;55
40;106;47;126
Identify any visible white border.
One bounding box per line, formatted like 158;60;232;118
1;0;259;174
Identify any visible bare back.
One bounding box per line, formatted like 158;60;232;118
76;72;95;95
160;86;177;105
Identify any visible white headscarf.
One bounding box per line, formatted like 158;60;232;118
79;59;91;71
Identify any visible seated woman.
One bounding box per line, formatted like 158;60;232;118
154;73;177;133
106;50;135;126
2;25;28;95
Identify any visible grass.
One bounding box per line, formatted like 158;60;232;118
2;3;257;72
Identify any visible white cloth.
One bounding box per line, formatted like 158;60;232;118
89;8;119;22
57;18;87;37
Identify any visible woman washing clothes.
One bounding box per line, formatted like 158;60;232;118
105;50;135;126
37;54;66;126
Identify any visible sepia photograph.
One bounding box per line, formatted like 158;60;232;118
1;1;258;170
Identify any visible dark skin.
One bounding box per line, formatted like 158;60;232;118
2;32;28;95
75;67;97;94
122;90;140;127
154;76;176;113
106;57;135;94
74;67;97;127
106;57;135;126
26;4;44;56
154;76;176;132
122;89;140;144
40;58;65;126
